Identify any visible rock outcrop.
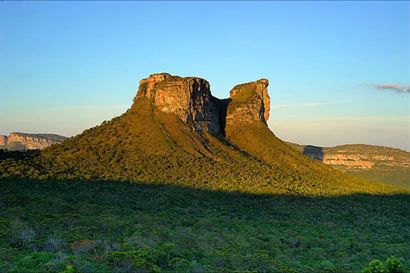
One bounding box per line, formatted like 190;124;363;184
0;135;7;146
135;73;221;134
2;72;401;195
226;79;270;125
133;73;271;135
288;143;410;170
0;133;67;150
322;154;375;169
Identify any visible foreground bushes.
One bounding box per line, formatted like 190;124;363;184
1;179;409;272
362;256;406;273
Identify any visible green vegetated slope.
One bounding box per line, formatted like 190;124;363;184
0;96;398;195
0;179;409;273
288;143;410;189
354;168;409;189
0;74;405;195
224;81;399;195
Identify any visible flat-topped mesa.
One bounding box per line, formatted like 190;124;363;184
226;79;270;125
0;132;67;150
134;73;221;135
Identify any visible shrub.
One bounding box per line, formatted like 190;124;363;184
9;220;37;248
362;260;385;273
105;250;161;273
384;257;406;273
169;257;190;272
11;252;57;273
362;257;406;273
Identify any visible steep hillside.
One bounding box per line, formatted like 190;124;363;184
0;73;401;195
288;143;410;188
0;132;67;151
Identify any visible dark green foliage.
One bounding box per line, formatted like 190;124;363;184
1;179;408;273
11;252;57;273
362;256;406;273
385;257;407;273
105;250;160;273
363;260;385;273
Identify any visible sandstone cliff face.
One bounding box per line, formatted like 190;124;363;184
0;133;67;150
322;154;375;169
226;79;270;125
8;133;55;149
135;73;221;134
289;143;410;170
133;73;271;135
321;151;410;169
0;135;7;146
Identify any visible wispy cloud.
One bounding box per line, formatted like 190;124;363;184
370;83;410;94
271;101;346;109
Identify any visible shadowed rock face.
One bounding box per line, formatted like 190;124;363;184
135;73;221;134
133;73;270;135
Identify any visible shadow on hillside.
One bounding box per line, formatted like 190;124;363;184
1;178;409;242
2;178;409;211
0;149;40;160
1;178;409;272
303;145;324;161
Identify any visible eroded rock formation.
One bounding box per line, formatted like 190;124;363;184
289;143;410;170
226;79;270;125
0;133;67;150
133;73;271;135
135;73;221;134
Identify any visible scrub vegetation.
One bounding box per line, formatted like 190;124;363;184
0;179;408;273
1;79;408;272
0;100;401;196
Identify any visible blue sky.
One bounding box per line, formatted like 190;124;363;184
1;1;409;150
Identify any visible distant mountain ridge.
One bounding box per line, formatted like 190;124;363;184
0;132;67;151
0;73;403;195
287;142;410;188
